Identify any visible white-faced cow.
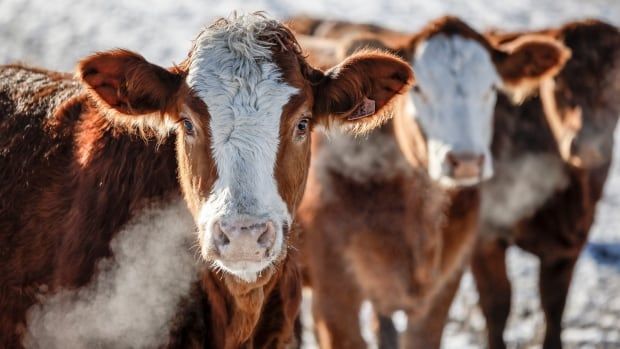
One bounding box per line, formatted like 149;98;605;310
0;13;413;348
289;16;569;348
474;19;620;349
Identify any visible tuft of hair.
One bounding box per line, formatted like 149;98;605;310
187;12;302;65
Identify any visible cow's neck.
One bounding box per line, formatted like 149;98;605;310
311;123;414;185
199;250;299;349
222;270;275;348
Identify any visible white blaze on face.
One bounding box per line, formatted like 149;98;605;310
408;34;499;186
186;15;298;282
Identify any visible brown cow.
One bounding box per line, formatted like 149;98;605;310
0;13;413;348
474;19;620;349
291;16;569;348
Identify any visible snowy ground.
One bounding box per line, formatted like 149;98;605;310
1;1;619;348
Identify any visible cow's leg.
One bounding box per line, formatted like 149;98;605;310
401;268;464;349
471;237;511;349
377;314;398;349
311;258;365;349
538;255;578;349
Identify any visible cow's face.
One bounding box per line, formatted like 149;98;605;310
401;18;570;188
78;14;412;283
407;33;500;187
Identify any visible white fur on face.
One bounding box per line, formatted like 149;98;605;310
409;34;500;187
186;14;297;282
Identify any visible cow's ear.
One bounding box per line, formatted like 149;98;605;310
493;35;571;101
78;49;184;115
312;50;414;134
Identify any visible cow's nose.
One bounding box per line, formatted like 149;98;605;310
213;217;276;261
446;152;484;180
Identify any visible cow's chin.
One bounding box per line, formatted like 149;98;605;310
434;170;493;189
213;255;280;283
436;175;483;188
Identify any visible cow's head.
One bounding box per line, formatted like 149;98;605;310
354;17;569;187
77;13;412;283
534;20;620;169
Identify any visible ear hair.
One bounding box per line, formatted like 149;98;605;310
313;49;414;135
493;35;571;103
77;49;186;139
78;49;184;116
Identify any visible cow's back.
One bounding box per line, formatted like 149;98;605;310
0;65;82;268
0;65;181;348
0;65;84;347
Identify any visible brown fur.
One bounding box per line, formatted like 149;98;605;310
292;16;569;349
474;20;620;349
0;16;412;348
297;106;480;349
0;65;179;347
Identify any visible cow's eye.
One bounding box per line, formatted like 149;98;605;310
182;118;194;135
295;118;310;140
297;119;309;132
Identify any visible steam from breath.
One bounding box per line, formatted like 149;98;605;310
24;198;200;348
481;153;569;228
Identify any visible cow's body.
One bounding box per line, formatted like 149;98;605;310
0;65;301;348
0;14;414;348
0;65;182;346
474;20;620;349
298;121;480;349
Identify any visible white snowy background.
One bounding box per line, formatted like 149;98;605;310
1;0;619;348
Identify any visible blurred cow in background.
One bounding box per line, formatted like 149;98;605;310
474;20;620;349
290;15;569;349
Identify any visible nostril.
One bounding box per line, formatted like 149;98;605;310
447;152;459;167
476;154;485;166
213;222;230;247
257;221;276;249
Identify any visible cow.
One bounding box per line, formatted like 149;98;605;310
289;16;569;348
0;13;413;348
473;19;620;349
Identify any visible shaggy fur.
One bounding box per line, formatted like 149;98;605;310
0;14;413;348
0;65;180;347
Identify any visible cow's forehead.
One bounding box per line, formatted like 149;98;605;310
413;34;499;95
185;14;299;142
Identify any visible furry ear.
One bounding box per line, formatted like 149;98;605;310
78;49;184;115
493;35;571;100
313;50;414;134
